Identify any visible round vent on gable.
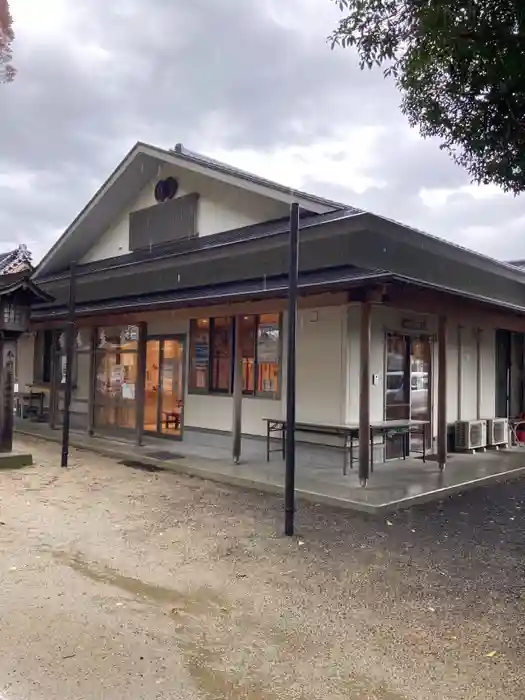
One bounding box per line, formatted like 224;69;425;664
154;176;179;203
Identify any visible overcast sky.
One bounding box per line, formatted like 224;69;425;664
2;0;525;263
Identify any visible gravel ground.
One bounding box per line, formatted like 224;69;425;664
0;436;523;700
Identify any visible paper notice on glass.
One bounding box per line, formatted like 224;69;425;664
195;342;209;369
61;355;67;384
111;365;123;384
162;365;174;386
122;382;135;400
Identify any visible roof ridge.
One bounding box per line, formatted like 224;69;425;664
144;141;356;212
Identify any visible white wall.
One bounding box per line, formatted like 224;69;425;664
346;306;497;438
16;333;34;389
82;186;155;263
17;304;502;443
453;325;495;421
295;306;347;425
181;305;347;436
81;164;289;265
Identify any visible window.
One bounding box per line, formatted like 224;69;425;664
255;313;280;396
94;325;139;432
189;314;280;398
33;330;54;384
210;317;233;392
189;319;210;391
189;317;233;393
239;316;256;394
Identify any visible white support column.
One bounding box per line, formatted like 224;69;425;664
476;328;482;420
358;301;371;485
457;325;462;421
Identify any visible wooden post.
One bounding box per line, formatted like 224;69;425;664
49;330;59;429
232;316;243;464
358;301;372;486
87;326;97;436
135;322;147;447
437;315;447;471
0;338;16;453
61;262;77;468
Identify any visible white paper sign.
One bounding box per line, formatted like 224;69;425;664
111;365;123;384
122;382;135;400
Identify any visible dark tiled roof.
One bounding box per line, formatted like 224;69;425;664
43;208;361;279
0;251;12;267
32;264;389;319
0;245;32;274
167;143;356;212
0;271;52;301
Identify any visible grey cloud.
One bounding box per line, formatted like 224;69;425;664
1;0;525;264
307;122;525;260
361;128;471;193
81;0;400;148
309;176;525;259
1;0;401;260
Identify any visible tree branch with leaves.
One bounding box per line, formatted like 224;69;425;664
0;0;15;83
330;0;525;193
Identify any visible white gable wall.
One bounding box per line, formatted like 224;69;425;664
81;164;289;265
82;185;156;263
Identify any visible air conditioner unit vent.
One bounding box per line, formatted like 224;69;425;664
455;420;487;451
487;418;508;447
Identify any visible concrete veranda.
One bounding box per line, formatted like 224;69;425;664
15;420;525;513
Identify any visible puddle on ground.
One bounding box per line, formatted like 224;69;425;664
49;549;228;618
186;656;274;700
23;475;60;492
342;676;408;700
47;549;365;700
49;549;276;698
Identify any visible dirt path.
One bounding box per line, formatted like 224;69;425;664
0;436;523;699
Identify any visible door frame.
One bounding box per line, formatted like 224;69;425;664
383;331;433;457
144;333;187;441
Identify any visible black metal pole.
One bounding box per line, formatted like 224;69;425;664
285;203;299;536
61;262;77;467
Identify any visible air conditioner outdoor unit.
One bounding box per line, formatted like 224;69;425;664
486;418;509;447
455;420;487;451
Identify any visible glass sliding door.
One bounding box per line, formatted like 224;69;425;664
144;336;185;438
385;334;410;459
144;340;160;433
160;339;185;436
409;336;432;452
384;333;432;459
94;326;139;435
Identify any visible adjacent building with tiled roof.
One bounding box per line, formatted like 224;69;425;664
0;244;32;274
